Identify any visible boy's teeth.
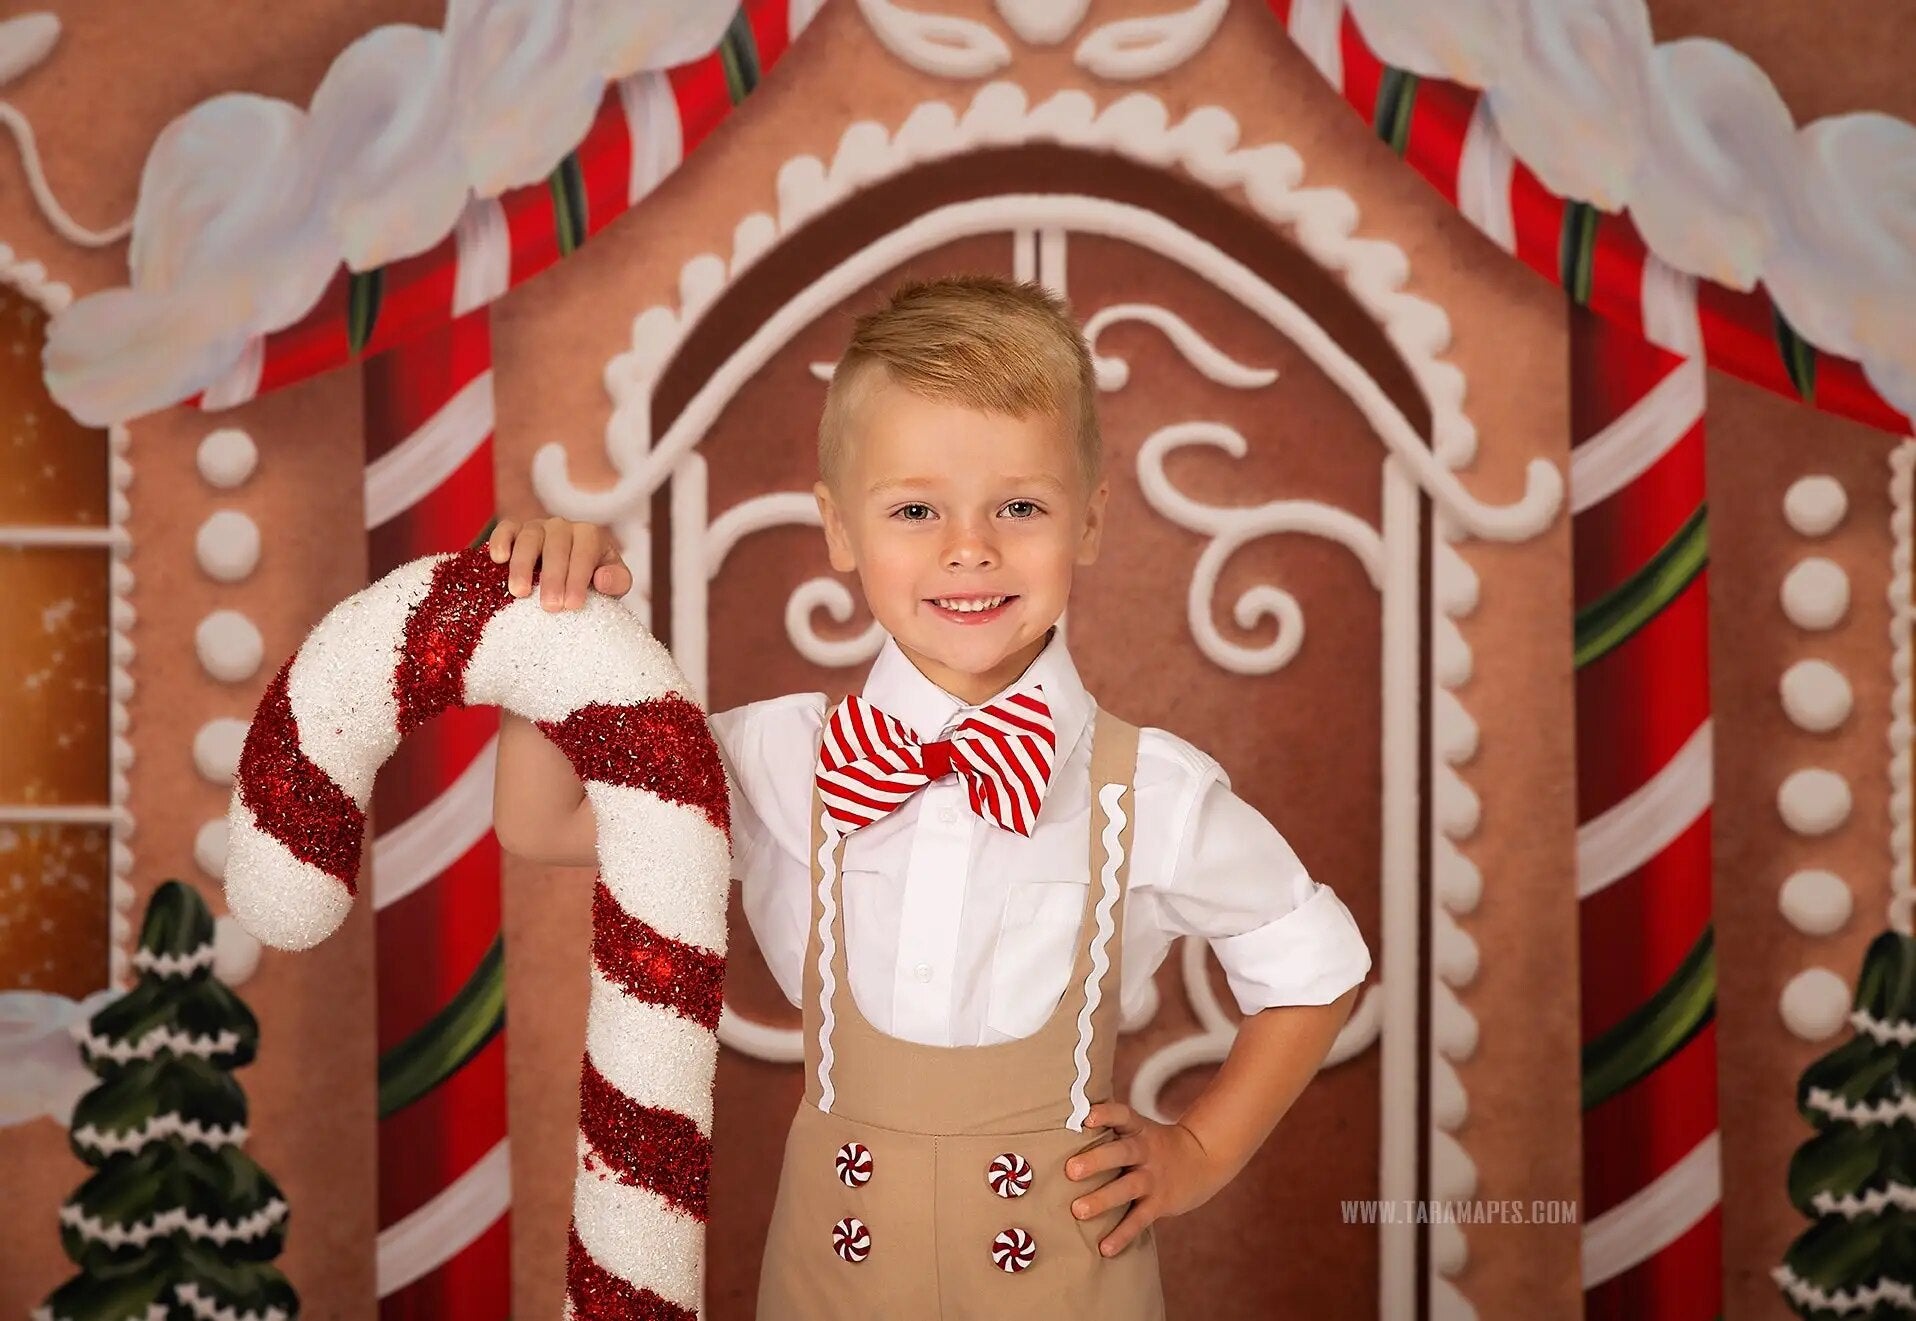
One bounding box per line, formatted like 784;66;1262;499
935;596;1006;612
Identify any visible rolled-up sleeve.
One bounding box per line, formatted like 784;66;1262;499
1153;761;1372;1014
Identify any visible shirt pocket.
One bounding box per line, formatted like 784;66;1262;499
984;879;1090;1040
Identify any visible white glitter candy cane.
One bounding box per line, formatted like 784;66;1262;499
222;548;731;1320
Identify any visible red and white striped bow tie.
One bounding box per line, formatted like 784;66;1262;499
816;688;1058;836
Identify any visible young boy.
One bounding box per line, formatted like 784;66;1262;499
490;276;1370;1318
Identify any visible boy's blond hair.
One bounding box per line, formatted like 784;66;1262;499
818;275;1102;491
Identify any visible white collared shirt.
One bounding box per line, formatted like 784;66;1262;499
709;631;1372;1047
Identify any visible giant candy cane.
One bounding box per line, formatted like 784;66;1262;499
222;546;731;1321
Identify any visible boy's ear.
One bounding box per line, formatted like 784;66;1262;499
1076;478;1110;565
815;480;859;573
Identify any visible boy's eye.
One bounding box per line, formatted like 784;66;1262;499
1001;500;1042;518
895;503;935;521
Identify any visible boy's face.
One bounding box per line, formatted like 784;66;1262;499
815;379;1108;706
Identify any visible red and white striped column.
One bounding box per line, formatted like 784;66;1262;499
361;309;508;1319
1571;310;1722;1319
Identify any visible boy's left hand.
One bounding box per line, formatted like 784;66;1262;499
1066;1100;1232;1257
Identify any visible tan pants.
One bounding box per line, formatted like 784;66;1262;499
757;710;1165;1320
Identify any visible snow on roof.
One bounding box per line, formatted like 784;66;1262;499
41;0;733;427
1348;0;1916;422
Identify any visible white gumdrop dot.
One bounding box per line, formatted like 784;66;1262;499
1779;659;1852;733
195;610;264;683
1780;967;1851;1042
1778;870;1852;936
193;719;250;786
196;428;258;489
213;915;263;987
1778;768;1852;835
1783;476;1847;537
1780;558;1848;631
197;511;261;583
194;818;230;880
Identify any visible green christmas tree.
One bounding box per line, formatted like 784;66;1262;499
37;881;298;1321
1773;930;1916;1320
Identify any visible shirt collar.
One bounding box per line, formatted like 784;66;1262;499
860;627;1094;766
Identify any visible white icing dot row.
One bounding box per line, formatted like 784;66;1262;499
1775;475;1855;1040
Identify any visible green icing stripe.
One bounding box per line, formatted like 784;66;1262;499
1574;505;1707;669
550;152;588;256
1583;926;1716;1112
347;270;383;357
377;935;505;1119
719;8;761;105
1560;201;1598;307
1374;68;1419;155
1772;301;1818;403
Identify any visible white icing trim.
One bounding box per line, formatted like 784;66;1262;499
1581;1131;1721;1288
0;244;136;989
1807;1086;1916;1126
1569;358;1705;514
77;1023;242;1064
855;0;1010;79
1772;1266;1915;1315
1810;1179;1916;1219
363;369;496;531
173;1283;291;1321
1072;1;1228;81
1084;302;1277;392
0;43;134;248
74;1114;248;1157
59;1196;287;1250
1068;782;1126;1133
1576;720;1712;899
375;1138;510;1299
1889;441;1915;938
371;735;498;910
813;812;844;1114
854;0;1226;82
131;941;217;978
1852;1007;1916;1046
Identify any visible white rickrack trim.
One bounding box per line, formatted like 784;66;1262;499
77;1024;243;1064
172;1285;290;1321
1806;1087;1916;1127
131;942;218;979
73;1113;249;1157
1810;1180;1916;1219
1852;1007;1916;1047
1773;1263;1916;1314
59;1198;288;1251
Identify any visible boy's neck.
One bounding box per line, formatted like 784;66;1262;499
896;627;1055;707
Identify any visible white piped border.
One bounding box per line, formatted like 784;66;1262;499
0;242;136;990
1889;441;1915;939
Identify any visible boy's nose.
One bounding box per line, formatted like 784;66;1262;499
944;531;997;567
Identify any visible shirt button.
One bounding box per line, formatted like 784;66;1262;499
913;963;932;983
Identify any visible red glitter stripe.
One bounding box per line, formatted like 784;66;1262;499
566;1223;698;1321
577;1056;711;1220
238;658;365;891
536;695;730;835
591;882;724;1031
395;548;516;734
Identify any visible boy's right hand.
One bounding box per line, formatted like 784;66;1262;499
486;517;633;611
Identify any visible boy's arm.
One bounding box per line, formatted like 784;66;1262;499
493;710;598;866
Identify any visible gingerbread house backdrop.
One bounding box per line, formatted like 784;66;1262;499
3;2;1913;1318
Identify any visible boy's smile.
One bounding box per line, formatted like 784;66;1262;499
816;377;1107;706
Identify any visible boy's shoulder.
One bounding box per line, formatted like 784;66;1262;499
708;690;829;751
1131;719;1228;791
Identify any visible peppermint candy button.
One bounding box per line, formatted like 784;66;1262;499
836;1141;874;1188
987;1151;1033;1198
833;1216;871;1263
991;1227;1036;1274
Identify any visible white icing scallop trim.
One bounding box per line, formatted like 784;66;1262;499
1772;1269;1916;1318
172;1284;291;1321
1889;441;1915;938
1853;1007;1916;1047
59;1197;288;1250
1806;1086;1916;1126
1067;782;1126;1134
0;243;137;989
77;1023;242;1064
131;941;217;978
73;1113;248;1157
1810;1180;1916;1219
